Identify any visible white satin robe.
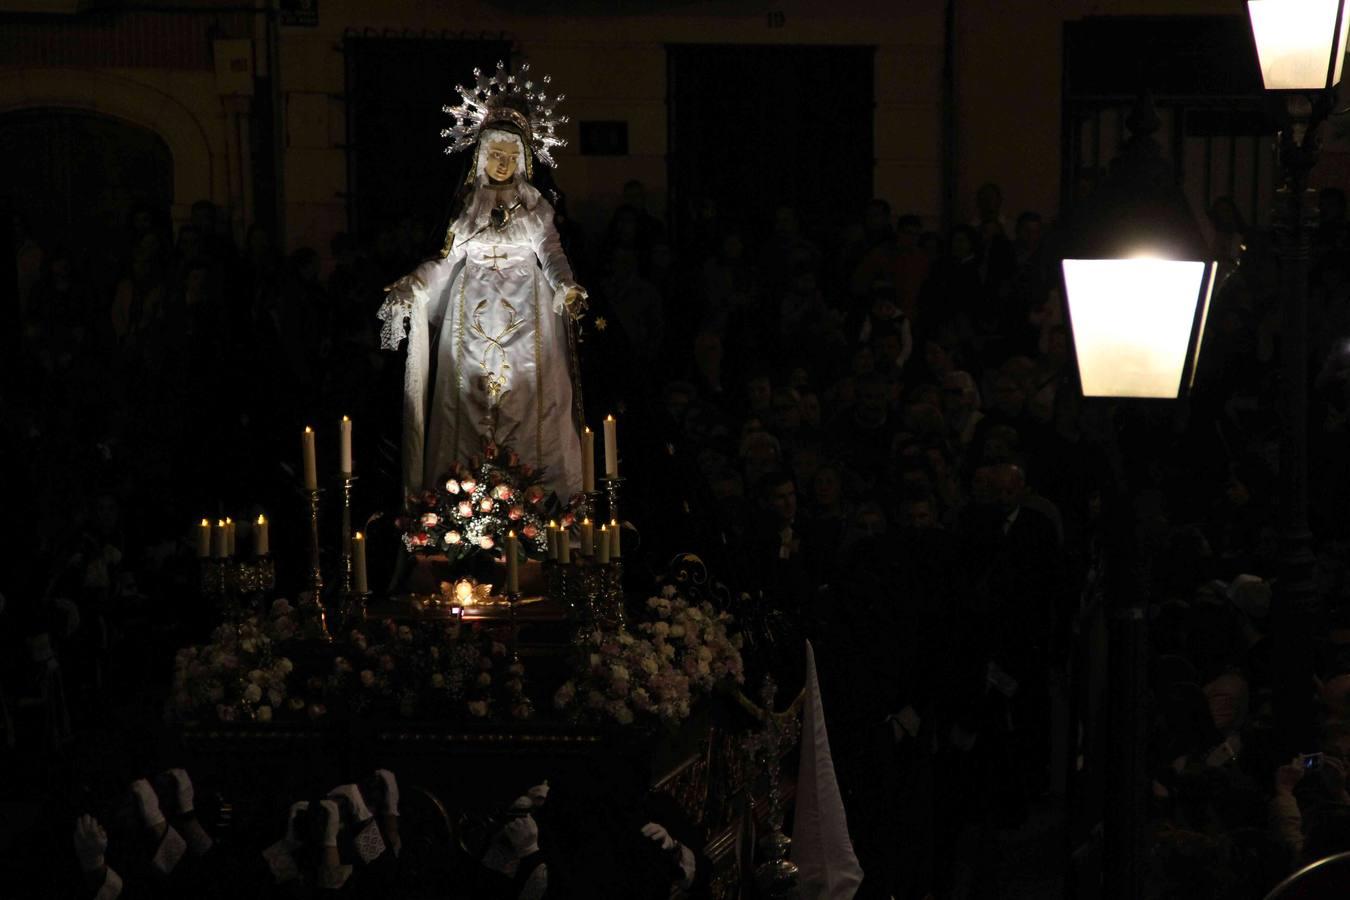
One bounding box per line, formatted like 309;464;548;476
380;195;583;503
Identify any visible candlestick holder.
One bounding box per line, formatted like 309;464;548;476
582;490;603;526
199;558;227;599
340;474;357;595
340;590;372;629
304;488;332;641
257;553;277;594
506;590;521;662
602;475;626;527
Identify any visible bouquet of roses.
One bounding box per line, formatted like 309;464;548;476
167;599;302;723
553;585;744;727
400;442;575;565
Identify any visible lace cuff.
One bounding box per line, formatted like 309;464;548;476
261;841;301;884
378;276;428;350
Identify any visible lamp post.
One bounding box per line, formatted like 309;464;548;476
1246;0;1348;756
1060;94;1217;900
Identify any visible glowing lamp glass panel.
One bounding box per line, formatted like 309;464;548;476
1247;0;1349;90
1063;258;1208;399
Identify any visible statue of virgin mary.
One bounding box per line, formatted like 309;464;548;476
378;62;586;504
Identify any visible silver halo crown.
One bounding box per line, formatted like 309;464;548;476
441;60;569;169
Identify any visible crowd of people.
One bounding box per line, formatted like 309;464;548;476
6;161;1350;898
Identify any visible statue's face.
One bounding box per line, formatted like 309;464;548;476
484;140;518;182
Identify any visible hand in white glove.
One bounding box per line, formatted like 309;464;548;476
129;779;166;828
73;815;108;871
319;799;342;848
327;783;373;825
372;769;399;817
641;821;677;852
527;780;549;808
162;768;194;815
283;801;309;848
503;814;540;858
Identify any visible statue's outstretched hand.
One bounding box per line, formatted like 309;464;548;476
556;286;588;320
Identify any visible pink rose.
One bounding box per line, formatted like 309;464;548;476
508;505;524;521
479;535;494;550
467;700;488;717
421;512;441;528
521;524;538;539
458;501;474;518
461;479;477;494
480;498;494;513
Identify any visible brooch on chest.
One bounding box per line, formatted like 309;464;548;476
489;199;523;231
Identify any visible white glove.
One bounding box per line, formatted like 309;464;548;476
130;779;165;828
641;821;676;852
327;783;373;824
503;814;540;857
163;768;194;815
641;822;696;887
73;814;108;871
319;799;342;848
527;780;549;808
373;769;399;816
284;801;309;847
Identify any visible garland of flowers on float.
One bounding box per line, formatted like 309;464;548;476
552;585;745;727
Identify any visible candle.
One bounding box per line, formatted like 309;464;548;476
547;520;559;561
255;514;270;556
302;426;318;490
581;427;595;492
603;415;618;477
610;519;621;559
340;416;353;476
225;517;236;557
558;525;571;564
213;519;227;558
353;531;368;594
580;518;593;557
197;519;211;558
506;530;519;595
596;524;610;564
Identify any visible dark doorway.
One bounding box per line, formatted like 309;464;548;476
666;44;875;246
0;108;172;248
343;37;511;262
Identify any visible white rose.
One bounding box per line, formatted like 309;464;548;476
697;646;712;661
274;658;294;675
431;673;445;688
669;625;685;638
642;657;659;675
243;683;262;704
248;669;266;683
256;705;273;722
240;638;257;654
652;622;670;638
610;664;629;682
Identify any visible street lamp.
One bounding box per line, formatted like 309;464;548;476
1247;0;1348;92
1246;0;1345;756
1059;94;1215;900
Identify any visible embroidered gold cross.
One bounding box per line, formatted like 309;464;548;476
482;247;508;271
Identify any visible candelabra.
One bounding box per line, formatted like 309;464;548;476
582;489;603;527
340;591;372;630
304;488;332;640
340;474;357;595
602;475;625;526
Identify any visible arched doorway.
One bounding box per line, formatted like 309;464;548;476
0;108;173;250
